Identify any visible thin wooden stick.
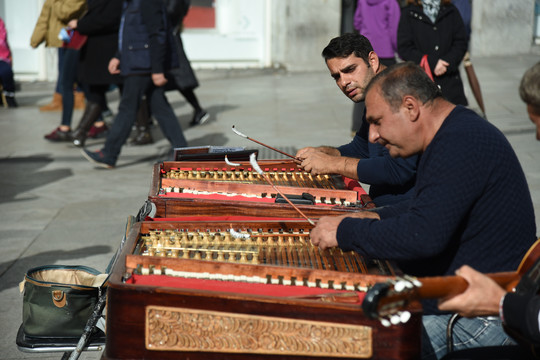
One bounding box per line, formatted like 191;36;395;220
249;153;315;226
232;125;299;160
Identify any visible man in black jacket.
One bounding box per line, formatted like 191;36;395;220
81;0;187;168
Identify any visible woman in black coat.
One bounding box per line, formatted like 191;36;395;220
69;0;123;147
397;0;468;106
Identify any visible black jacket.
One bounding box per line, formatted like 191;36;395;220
76;0;123;85
118;0;178;76
397;4;468;105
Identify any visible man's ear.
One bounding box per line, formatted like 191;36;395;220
402;95;420;122
368;51;381;73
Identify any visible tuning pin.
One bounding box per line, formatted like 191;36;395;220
399;311;411;323
380;318;391;327
394;279;409;292
394;280;405;292
390;314;402;325
404;275;422;288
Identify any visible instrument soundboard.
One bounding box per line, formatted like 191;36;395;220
149;160;375;218
103;220;422;360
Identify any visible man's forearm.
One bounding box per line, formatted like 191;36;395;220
323;156;360;180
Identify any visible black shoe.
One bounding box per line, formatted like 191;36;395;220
189;110;209;127
130;127;154;145
81;149;115;169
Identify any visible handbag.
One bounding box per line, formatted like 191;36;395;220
20;265;107;338
420;55;434;81
61;28;88;50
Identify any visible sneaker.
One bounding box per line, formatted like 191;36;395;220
44;127;72;142
81;148;115;169
87;124;109;138
189;110;210;127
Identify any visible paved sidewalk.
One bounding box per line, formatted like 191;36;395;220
1;54;539;359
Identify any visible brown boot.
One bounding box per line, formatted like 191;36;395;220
72;102;102;147
39;92;62;112
74;91;85;110
130;97;154;145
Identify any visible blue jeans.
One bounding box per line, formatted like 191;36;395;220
102;75;187;164
422;315;517;359
60;48;79;127
56;48;65;94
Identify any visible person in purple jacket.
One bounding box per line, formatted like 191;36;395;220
350;0;401;134
310;62;537;359
354;0;400;67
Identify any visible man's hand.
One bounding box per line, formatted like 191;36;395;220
108;58;121;74
438;265;506;317
434;59;449;77
67;19;78;29
310;211;379;250
310;215;343;250
297;149;341;175
152;73;168;87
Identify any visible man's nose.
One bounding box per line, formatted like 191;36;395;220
368;124;379;143
340;74;351;89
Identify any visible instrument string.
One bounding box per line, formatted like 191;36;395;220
249;153;316;226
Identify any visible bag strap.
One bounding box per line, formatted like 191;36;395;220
420;55;434;81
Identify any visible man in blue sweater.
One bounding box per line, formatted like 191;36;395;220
435;61;540;359
310;62;537;359
295;33;417;207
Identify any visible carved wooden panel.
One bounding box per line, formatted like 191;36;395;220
146;305;373;358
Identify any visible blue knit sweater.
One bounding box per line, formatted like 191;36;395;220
337;106;537;307
337;111;417;206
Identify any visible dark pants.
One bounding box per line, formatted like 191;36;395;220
102;75;187;163
60;48;80;127
55;48;65;94
0;60;15;93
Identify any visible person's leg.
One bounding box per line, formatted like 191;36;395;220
149;85;187;148
40;48;64;112
44;48;79;140
56;48;65;94
179;88;201;111
180;88;209;126
60;48;80;128
422;315;516;360
0;61;16;93
130;95;154;145
72;85;108;147
100;76;149;162
0;60;17;107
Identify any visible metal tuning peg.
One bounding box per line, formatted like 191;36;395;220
390;313;402;325
404;274;422;288
380;316;392;328
399;311;412;324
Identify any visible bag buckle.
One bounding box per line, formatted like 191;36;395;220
52;290;66;308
